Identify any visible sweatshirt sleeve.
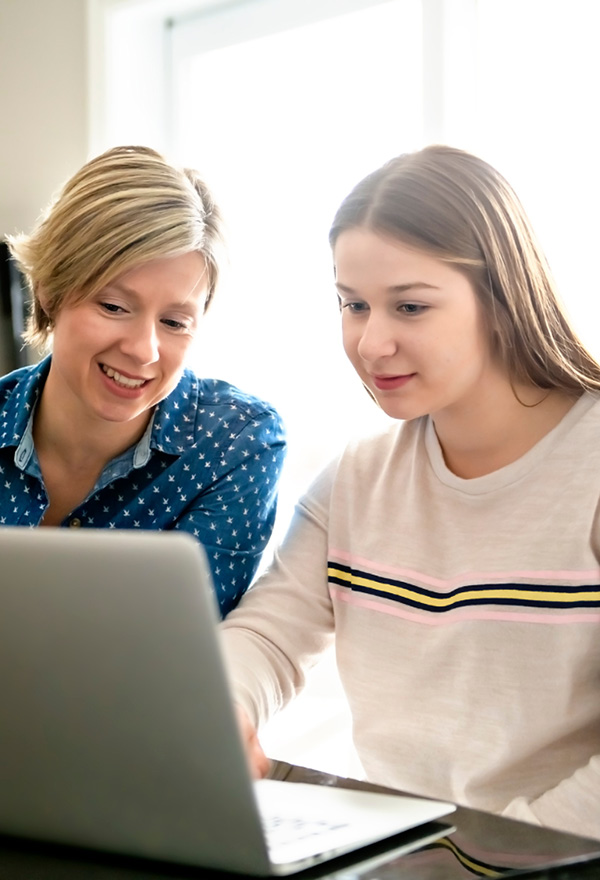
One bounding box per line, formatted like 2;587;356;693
502;754;600;841
219;459;338;729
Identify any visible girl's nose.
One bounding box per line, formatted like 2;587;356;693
356;314;398;362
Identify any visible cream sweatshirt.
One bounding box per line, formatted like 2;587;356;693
221;392;600;841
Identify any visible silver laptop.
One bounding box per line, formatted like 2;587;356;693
0;527;455;875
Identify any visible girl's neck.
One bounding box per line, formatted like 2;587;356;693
432;382;580;479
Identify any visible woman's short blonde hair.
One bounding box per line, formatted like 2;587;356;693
330;145;600;394
7;145;224;350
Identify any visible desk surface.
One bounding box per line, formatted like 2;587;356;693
0;761;599;880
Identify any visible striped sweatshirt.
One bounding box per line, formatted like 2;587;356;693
221;391;600;841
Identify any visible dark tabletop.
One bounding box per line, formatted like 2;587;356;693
0;761;599;879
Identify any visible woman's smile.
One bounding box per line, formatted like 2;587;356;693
100;363;149;390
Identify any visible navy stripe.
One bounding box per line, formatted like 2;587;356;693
329;563;600;612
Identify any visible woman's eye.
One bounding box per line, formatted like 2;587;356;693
162;318;189;331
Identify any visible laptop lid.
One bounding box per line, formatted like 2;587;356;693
0;528;454;874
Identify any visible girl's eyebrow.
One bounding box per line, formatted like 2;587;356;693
335;281;439;295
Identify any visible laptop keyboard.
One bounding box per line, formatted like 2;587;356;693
263;814;351;848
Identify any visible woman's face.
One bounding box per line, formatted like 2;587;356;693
45;251;208;431
334;228;504;423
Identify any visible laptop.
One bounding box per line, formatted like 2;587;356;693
0;527;455;875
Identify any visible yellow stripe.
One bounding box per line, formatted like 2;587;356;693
431;837;502;877
328;566;600;608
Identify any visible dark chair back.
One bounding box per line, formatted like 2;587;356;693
0;240;31;374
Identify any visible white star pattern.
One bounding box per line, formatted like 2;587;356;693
0;360;286;617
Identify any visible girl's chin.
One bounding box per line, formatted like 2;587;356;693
373;399;427;422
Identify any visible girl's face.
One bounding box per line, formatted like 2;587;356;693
334;228;505;423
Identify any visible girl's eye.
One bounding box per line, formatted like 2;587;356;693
100;302;125;314
398;303;427;315
341;301;369;314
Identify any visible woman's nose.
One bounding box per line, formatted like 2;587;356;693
119;320;160;365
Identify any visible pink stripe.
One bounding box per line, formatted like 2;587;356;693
329;548;600;589
329;585;600;626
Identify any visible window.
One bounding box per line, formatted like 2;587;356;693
466;0;600;359
168;0;421;534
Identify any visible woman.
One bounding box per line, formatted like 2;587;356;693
221;145;600;839
1;145;286;616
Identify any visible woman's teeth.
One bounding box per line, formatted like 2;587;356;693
101;365;145;388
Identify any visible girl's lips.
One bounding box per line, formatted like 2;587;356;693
372;374;415;390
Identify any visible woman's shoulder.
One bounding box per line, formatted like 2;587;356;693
0;358;48;410
160;369;285;442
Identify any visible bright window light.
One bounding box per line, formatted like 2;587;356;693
450;0;600;360
169;0;422;537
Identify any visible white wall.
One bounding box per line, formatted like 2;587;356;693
0;0;88;373
0;0;88;237
0;0;220;233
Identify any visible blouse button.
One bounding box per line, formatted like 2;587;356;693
69;518;82;528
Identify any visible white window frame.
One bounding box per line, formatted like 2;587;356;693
87;0;479;157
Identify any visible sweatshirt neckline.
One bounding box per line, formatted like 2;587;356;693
424;392;597;495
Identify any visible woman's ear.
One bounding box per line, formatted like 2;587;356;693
36;285;51;318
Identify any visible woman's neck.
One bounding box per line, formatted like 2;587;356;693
33;385;151;473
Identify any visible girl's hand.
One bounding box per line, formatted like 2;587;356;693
235;705;270;779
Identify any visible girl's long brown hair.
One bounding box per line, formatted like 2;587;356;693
330;145;600;393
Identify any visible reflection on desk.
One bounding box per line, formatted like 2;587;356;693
271;763;600;880
0;762;599;880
